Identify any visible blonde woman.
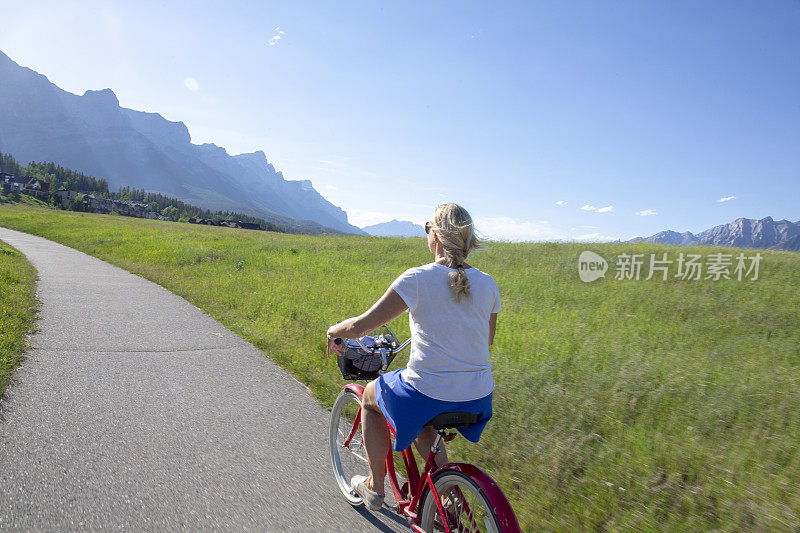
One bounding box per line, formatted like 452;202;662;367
326;203;500;511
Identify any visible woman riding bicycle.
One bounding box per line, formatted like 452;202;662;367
326;202;500;511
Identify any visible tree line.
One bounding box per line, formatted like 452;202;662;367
1;153;109;193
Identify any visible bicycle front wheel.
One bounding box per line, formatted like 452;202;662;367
329;389;369;506
419;470;501;533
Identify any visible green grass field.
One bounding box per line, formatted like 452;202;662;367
1;204;798;531
0;238;38;398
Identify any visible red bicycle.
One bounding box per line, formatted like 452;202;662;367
329;326;520;533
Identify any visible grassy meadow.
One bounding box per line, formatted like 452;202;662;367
1;204;799;531
0;238;38;398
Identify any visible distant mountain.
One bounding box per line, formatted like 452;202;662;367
362;219;426;237
0;50;364;235
629;216;800;251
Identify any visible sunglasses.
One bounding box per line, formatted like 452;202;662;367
425;221;432;234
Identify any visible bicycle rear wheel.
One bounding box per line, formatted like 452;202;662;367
419;470;501;532
329;389;369;506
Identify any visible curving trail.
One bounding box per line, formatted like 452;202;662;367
0;227;404;532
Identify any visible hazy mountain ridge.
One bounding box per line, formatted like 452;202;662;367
0;50;364;234
361;219;426;237
629;216;800;251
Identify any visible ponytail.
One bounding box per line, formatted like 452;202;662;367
448;264;471;302
430;203;481;302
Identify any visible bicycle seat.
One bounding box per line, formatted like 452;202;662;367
425;412;479;430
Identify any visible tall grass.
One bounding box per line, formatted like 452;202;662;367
0;239;38;398
1;204;798;530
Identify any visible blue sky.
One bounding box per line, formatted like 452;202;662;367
2;1;798;240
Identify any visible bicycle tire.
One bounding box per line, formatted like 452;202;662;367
419;469;502;533
329;388;369;506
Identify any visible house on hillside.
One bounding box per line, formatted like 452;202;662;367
55;190;81;205
108;199;148;218
78;195;148;218
189;218;218;226
24;178;50;198
83;194;110;213
218;220;262;231
1;174;51;198
1;173;26;192
126;201;149;218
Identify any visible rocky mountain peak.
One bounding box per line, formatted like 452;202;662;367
199;143;229;156
81;88;120;108
362;219;426;238
238;150;267;161
629;216;800;251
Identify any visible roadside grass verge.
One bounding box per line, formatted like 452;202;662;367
0;238;38;398
1;204;798;530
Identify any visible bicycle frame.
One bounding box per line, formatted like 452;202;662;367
342;383;521;533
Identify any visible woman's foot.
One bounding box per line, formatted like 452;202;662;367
350;475;384;511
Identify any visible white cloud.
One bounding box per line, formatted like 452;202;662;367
581;204;613;213
183;77;199;92
575;233;618;242
474;216;567;242
325;185;337;191
268;27;285;46
717;195;736;203
555;200;567;206
635;209;657;216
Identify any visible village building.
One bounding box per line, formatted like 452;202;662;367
25;178;50;198
1;173;27;192
54;190;81;204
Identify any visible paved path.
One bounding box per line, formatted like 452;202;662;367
0;227;405;532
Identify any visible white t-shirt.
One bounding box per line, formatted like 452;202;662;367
389;263;501;402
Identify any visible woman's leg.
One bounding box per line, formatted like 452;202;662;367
361;380;389;495
413;426;448;467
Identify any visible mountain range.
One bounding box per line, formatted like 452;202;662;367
0;50;363;234
628;216;800;251
361;219;425;237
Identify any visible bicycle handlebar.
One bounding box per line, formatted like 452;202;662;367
332;324;412;372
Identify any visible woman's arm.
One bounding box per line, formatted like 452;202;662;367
488;313;498;346
326;288;408;356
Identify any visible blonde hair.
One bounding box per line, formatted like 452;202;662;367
430;203;481;302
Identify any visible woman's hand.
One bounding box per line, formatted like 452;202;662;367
326;329;344;358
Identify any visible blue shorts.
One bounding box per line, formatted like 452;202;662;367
374;369;493;452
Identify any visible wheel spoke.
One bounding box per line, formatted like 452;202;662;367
329;390;371;506
421;471;500;533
